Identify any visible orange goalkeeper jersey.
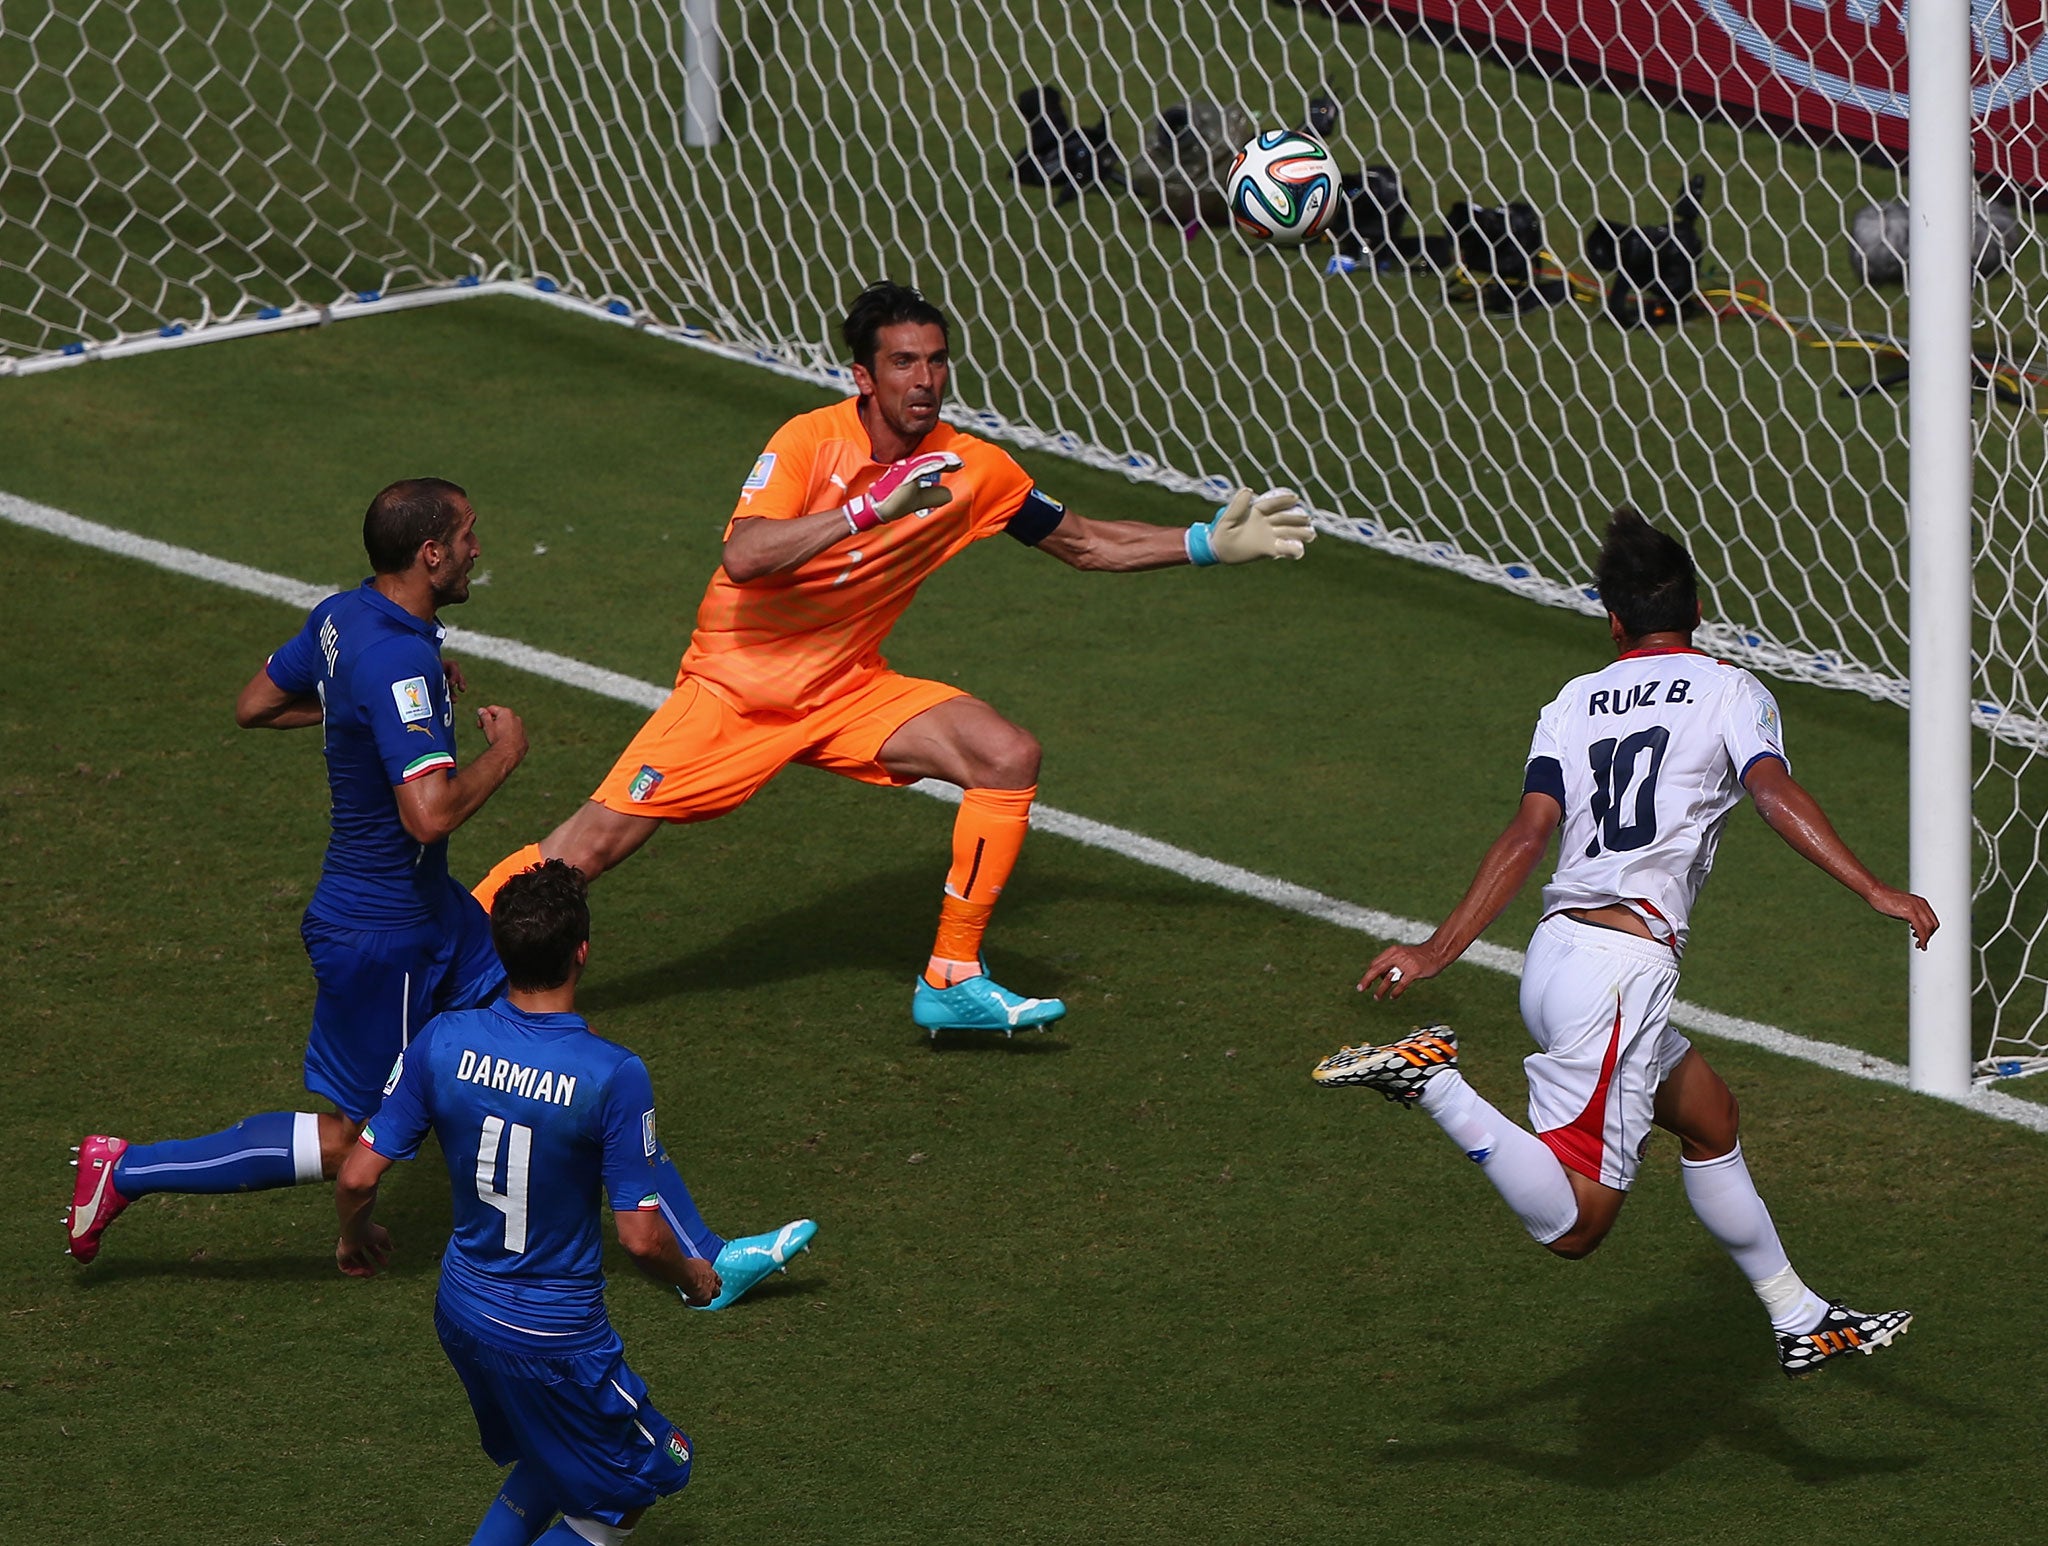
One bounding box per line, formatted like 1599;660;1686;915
677;398;1040;715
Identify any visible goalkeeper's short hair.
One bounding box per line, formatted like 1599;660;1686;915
842;281;950;371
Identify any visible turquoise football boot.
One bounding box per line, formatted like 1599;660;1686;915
686;1219;817;1311
911;973;1067;1037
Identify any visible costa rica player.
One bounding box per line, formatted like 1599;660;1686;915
1314;509;1934;1377
472;280;1317;1036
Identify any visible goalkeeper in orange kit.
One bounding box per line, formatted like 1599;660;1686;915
474;280;1314;1034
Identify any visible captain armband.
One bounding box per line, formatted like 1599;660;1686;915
1523;756;1565;804
1004;488;1068;546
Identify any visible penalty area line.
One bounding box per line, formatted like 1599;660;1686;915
6;488;2044;1136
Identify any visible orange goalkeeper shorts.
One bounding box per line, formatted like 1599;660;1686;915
589;670;965;822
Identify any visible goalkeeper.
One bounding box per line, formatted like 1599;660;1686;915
474;280;1315;1034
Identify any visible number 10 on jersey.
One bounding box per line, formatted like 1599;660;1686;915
1586;727;1669;857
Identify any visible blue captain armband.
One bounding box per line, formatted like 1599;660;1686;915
1523;756;1565;804
1004;488;1069;546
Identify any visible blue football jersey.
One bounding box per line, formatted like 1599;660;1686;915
364;1000;665;1350
265;582;462;929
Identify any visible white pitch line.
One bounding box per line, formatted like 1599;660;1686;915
7;488;2045;1136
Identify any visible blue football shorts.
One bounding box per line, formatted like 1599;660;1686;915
299;879;504;1121
436;1308;693;1521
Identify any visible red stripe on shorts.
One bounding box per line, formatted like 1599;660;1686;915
1538;998;1626;1182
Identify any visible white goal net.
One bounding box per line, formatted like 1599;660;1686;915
5;0;2046;1074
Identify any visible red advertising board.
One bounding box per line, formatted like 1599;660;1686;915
1333;0;2048;188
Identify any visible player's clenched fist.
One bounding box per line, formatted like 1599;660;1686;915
475;704;528;762
844;450;964;532
335;1222;392;1278
1187;487;1317;565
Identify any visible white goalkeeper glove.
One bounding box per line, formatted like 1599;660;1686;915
843;450;964;532
1185;487;1316;565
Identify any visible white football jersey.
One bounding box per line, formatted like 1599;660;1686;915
1524;647;1787;954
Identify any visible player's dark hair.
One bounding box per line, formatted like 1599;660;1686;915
1596;507;1699;639
841;280;950;372
491;859;591;992
363;478;469;575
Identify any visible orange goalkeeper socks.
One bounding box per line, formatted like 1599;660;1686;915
472;843;544;913
924;785;1036;988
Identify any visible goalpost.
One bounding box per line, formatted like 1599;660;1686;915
4;0;2042;1090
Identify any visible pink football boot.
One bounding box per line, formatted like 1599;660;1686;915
67;1135;132;1263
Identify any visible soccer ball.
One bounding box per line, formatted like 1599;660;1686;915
1225;130;1340;245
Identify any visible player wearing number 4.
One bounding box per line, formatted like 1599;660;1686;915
337;861;716;1546
1315;509;1935;1378
471;280;1315;1034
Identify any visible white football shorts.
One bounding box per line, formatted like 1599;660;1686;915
1517;912;1693;1191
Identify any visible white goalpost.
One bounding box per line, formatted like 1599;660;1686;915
4;0;2043;1089
1907;0;1977;1099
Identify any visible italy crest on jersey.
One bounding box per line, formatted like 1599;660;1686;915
627;765;664;803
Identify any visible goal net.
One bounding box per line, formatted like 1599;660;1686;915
5;0;2046;1074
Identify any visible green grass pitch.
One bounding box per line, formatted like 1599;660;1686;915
3;300;2044;1542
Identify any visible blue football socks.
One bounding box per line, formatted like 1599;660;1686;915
113;1111;320;1196
469;1462;561;1546
652;1148;725;1261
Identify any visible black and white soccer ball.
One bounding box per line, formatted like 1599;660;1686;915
1848;198;2023;284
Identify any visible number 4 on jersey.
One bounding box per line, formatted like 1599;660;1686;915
1587;727;1669;857
476;1115;533;1253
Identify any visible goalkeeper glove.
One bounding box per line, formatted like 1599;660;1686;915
1185;487;1316;565
844;450;964;533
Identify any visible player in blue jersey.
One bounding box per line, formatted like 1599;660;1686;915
336;861;716;1545
64;480;813;1307
65;478;521;1261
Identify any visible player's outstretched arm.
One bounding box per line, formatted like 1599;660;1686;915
394;704;528;846
1744;758;1938;948
235;663;324;730
1360;792;1562;998
1036;487;1316;572
722;450;963;583
615;1208;721;1306
334;1142;395;1278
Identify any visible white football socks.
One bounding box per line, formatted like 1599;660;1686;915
1418;1070;1579;1245
292;1112;325;1184
1680;1144;1831;1334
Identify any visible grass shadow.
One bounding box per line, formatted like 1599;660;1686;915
581;863;1217;1016
1387;1264;1929;1488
